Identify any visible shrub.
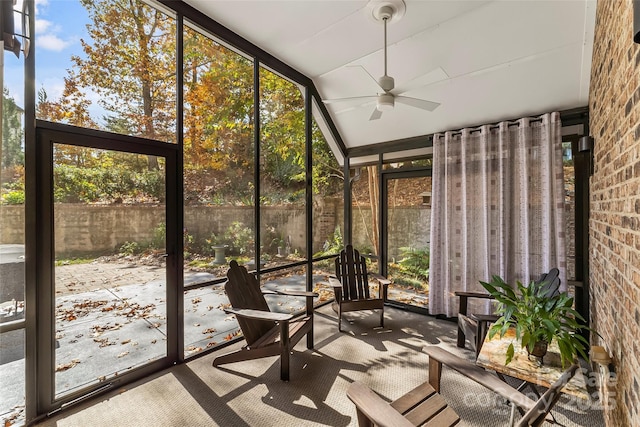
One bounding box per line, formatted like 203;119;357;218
314;225;343;257
54;165;101;203
1;190;25;205
224;221;254;255
151;223;166;250
398;246;430;281
120;241;143;255
137;170;165;201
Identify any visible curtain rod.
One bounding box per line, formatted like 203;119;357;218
445;117;544;137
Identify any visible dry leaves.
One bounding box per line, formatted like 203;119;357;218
93;337;115;348
56;359;80;372
223;330;242;341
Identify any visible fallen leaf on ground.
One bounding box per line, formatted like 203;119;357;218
56;359;80;372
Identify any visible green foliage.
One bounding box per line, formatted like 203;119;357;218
397;247;430;281
54;165;101;203
2;88;24;168
151;223;166;250
480;275;595;368
119;241;143;255
55;258;94;266
137;170;165;201
223;221;254;255
314;226;343;257
32;1;345;207
391;276;425;290
1;190;25;205
198;231;222;255
261;225;283;254
53;164;164;203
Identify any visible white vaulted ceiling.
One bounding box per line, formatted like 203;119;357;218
183;0;596;151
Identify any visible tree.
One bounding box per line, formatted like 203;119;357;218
32;0;343;207
2;87;24;168
73;0;177;169
182;27;255;202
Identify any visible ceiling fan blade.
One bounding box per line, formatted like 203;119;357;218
323;95;377;104
335;100;376;115
394;66;450;95
369;108;383;121
395;96;440;112
346;65;384;91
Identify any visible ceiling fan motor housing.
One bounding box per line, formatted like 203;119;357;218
378;75;395;92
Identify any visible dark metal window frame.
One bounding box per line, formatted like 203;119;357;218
32;120;180;415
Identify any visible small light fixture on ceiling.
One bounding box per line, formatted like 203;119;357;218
377;93;394;111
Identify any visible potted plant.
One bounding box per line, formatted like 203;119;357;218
480;275;592;367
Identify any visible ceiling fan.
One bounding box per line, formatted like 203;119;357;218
323;0;441;121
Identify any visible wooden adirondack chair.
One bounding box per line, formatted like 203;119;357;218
347;346;578;427
456;268;561;356
329;245;391;332
212;260;318;381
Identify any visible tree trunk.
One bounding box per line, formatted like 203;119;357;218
367;165;379;255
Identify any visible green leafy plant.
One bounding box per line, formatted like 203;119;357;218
223;221;254;255
480;275;593;368
398;246;430;281
150;222;166;250
119;241;143;255
1;190;25;205
314;226;343;258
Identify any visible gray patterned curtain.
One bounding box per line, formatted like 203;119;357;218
429;112;566;317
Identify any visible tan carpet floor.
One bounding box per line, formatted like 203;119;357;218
35;305;605;427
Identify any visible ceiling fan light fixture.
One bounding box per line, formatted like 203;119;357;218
377;93;394;111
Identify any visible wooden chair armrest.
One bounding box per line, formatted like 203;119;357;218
225;308;293;322
470;314;499;322
347;382;414;427
329;277;342;289
422;346;538;413
368;272;391;286
454;291;495;299
274;289;319;298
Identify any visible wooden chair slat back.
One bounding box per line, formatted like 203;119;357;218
335;245;370;301
225;260;275;346
535;267;560;298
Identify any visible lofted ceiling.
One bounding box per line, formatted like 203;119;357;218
183;0;596;155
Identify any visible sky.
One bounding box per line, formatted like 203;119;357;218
4;0;92;113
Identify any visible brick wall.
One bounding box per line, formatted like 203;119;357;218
589;0;640;425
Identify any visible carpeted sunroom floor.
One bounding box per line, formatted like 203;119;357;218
34;305;605;427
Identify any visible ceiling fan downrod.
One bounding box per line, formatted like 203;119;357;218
378;5;394;92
